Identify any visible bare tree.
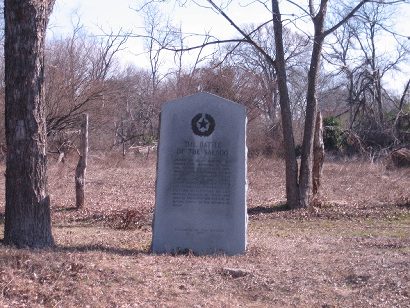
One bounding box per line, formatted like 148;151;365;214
4;0;56;248
140;3;177;96
109;3;178;155
138;0;408;207
45;25;127;137
270;0;300;207
225;25;310;129
270;0;406;207
169;0;406;208
109;66;158;152
325;1;409;148
44;25;127;158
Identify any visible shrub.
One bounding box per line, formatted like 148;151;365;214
323;116;344;152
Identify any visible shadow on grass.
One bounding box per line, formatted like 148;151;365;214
0;239;149;256
53;206;78;212
57;244;149;256
396;200;410;209
248;203;291;215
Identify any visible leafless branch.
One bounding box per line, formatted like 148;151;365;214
285;0;311;17
323;1;369;37
205;0;275;66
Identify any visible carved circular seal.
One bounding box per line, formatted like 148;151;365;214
191;113;215;137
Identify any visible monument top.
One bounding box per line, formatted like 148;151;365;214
163;91;244;106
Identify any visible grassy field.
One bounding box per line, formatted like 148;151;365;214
0;153;409;307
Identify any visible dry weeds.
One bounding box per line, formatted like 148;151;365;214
0;153;409;307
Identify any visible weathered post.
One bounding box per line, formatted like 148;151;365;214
312;111;324;199
75;114;89;209
121;117;126;157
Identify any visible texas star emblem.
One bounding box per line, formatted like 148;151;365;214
191;113;216;137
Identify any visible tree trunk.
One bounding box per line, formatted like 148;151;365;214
121;118;126;157
299;4;327;208
312;111;324;198
269;0;370;208
399;79;410;111
4;0;55;248
271;0;300;209
75;114;89;209
374;69;383;125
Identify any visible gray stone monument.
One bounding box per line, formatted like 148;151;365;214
152;92;247;255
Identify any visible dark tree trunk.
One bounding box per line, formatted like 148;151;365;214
312;111;324;197
269;0;369;208
271;0;300;209
4;0;55;248
299;2;327;208
374;69;383;125
75;114;89;209
399;79;410;111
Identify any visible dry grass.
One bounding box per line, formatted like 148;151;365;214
0;153;409;307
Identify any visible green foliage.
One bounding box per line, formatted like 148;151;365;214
294;144;302;158
323;116;344;152
142;135;158;146
323;116;340;127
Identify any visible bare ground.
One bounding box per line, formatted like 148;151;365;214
0;153;409;307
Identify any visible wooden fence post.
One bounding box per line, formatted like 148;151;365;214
121;117;126;157
312;111;324;199
75;114;89;209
